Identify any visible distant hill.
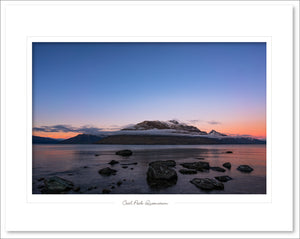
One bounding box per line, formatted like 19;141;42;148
95;135;265;145
32;136;60;144
59;134;103;144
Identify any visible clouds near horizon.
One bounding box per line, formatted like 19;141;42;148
33;125;119;135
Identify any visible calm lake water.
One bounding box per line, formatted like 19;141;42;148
32;144;266;194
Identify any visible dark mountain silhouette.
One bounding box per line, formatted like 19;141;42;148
32;136;60;144
95;135;266;145
59;134;103;144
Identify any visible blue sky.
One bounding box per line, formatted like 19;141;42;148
33;42;266;138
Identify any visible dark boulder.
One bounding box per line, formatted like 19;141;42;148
210;166;226;172
108;160;119;165
215;176;232;182
147;162;178;188
117;180;122;186
149;160;176;167
42;176;74;194
190;178;224;190
222;162;231;169
115;150;133;156
180;162;210;171
98;167;117;176
237;165;253;173
179;169;197;175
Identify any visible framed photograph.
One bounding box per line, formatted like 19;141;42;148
31;40;267;196
1;1;298;238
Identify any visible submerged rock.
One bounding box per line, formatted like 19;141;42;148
147;161;178;188
87;186;97;191
117;180;123;186
120;162;138;165
215;176;233;182
180;162;210;171
98;167;117;176
179;169;197;175
102;189;111;194
73;186;81;192
237;165;253;173
210;166;226;172
222;162;231;169
115;150;133;156
149;160;176;167
190;178;224;191
42;176;74;194
108;160;119;165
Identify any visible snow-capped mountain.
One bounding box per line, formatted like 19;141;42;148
208;130;227;137
122;120;208;135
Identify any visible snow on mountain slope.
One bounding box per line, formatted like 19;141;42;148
208;130;227;137
122;120;208;135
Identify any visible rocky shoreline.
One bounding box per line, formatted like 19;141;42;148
36;149;254;194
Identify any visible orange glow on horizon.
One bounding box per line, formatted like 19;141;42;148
33;131;78;139
33;122;266;140
194;120;266;139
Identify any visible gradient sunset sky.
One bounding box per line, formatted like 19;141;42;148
33;42;266;139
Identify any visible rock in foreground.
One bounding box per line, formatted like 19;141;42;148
222;162;231;169
115;150;133;156
237;165;253;173
149;160;176;167
98;167;117;176
108;160;119;165
180;162;210;171
190;178;224;191
210;166;226;172
179;169;197;175
215;176;233;182
42;176;74;194
147;161;178;188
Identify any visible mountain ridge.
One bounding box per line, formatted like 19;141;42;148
33;120;265;144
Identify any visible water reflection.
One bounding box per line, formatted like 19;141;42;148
33;144;266;194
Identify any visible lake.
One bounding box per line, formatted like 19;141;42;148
32;144;266;194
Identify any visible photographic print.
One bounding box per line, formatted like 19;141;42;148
32;42;266;194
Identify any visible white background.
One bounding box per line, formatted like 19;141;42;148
1;1;299;238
